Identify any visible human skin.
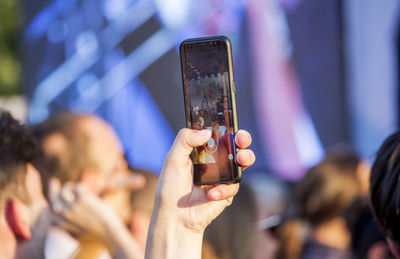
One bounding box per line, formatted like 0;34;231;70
49;179;144;259
0;164;49;259
47;128;254;259
145;129;255;259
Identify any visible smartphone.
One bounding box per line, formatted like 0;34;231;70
179;36;242;185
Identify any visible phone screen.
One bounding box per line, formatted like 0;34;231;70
181;38;239;184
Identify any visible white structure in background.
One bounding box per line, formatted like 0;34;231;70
344;0;400;158
0;96;28;122
154;0;191;29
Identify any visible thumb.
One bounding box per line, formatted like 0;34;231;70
169;128;211;159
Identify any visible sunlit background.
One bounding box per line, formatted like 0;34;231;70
1;0;399;180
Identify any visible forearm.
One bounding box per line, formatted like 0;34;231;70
143;129;253;259
101;214;144;259
145;212;204;259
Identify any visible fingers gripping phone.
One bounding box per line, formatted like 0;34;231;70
180;36;242;185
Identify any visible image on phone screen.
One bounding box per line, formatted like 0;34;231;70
181;39;239;184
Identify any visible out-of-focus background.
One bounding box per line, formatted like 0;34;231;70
1;0;399;180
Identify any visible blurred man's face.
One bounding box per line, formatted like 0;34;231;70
80;117;128;195
78;117;135;223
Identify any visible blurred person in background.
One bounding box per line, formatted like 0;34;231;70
369;130;400;259
0;109;256;259
202;183;257;259
277;217;309;259
0;110;49;259
47;177;145;259
48;127;255;259
0;110;146;258
281;146;366;259
345;197;392;259
246;173;288;259
126;169;159;252
32;111;145;258
74;168;159;258
298;147;366;258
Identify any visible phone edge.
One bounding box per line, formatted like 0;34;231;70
179;36;242;185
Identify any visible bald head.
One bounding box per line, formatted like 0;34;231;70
32;112;90;190
32;111;126;195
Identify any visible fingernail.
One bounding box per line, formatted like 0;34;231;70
246;152;252;163
198;129;211;136
241;130;250;144
238;151;251;164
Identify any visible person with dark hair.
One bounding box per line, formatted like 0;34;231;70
296;147;365;259
345;197;392;259
0;110;50;258
0;110;255;259
0;110;144;258
369;130;400;258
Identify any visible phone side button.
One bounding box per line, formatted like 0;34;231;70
232;81;236;93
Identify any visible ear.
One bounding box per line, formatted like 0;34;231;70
5;199;32;240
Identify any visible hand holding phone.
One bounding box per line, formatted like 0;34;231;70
180;36;241;185
145;129;254;259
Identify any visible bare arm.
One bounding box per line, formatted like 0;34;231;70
49;180;144;259
145;129;255;259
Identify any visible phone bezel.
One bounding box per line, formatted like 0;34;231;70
179;36;242;185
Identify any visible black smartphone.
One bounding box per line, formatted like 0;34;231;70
179;36;242;185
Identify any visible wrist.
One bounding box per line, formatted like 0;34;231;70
102;215;144;258
145;208;204;259
97;210;131;252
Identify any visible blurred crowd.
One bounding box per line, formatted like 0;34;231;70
2;109;400;259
